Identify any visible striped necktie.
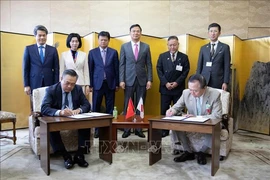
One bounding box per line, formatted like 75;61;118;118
210;44;215;57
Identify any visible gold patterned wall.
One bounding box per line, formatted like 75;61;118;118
1;32;33;129
1;31;270;132
1;1;270;39
1;0;270;131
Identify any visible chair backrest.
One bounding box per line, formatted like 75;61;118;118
212;88;230;114
32;87;48;112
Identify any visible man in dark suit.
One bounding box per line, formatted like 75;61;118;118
119;24;153;138
41;69;91;169
196;23;231;91
23;25;59;95
156;36;190;138
88;31;119;138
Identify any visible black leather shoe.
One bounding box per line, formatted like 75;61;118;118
63;154;74;169
74;155;89;167
162;130;169;138
94;131;99;138
122;131;131;138
174;151;195;162
175;142;181;145
172;149;183;155
64;158;74;169
197;152;207;165
220;156;225;161
135;130;145;138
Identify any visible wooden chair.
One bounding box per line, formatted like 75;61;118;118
0;111;17;145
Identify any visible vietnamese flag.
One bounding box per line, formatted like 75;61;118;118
126;98;135;119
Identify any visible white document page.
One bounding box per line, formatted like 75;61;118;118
83;112;111;117
162;116;187;121
67;113;93;119
182;116;209;123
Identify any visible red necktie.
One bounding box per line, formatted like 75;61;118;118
134;44;138;60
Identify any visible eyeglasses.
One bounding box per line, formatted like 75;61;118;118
189;89;200;93
63;80;76;87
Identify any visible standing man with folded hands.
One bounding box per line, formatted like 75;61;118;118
41;69;91;169
88;31;119;139
196;23;231;91
119;24;153;138
156;35;190;138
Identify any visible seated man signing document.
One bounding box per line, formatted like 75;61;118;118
41;69;91;169
166;74;222;165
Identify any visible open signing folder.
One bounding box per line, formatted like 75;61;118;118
162;116;209;123
68;112;110;119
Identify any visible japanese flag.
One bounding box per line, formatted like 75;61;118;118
136;97;144;118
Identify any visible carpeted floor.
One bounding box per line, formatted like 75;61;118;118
0;129;270;180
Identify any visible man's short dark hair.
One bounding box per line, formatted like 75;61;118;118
33;25;48;36
130;24;142;32
168;36;178;41
62;69;78;79
188;74;207;89
208;23;221;32
98;31;111;40
66;33;82;49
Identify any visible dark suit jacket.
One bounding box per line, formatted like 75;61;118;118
23;44;59;91
41;82;90;116
119;41;153;86
157;51;190;95
88;47;119;90
196;42;231;89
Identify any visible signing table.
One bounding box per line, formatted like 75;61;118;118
148;116;221;176
39;115;113;175
112;115;154;152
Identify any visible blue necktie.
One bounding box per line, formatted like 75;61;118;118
64;92;69;108
196;97;201;116
102;50;106;79
39;46;44;63
102;50;106;65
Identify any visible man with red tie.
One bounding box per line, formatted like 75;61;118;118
119;24;153;138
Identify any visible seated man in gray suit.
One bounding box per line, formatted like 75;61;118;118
166;74;222;165
41;69;91;169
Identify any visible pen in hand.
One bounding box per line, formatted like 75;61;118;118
166;105;173;117
65;105;74;116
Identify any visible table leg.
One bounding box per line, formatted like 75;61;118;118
12;120;16;145
99;126;112;164
40;122;50;175
111;125;117;153
211;122;221;176
149;126;162;165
